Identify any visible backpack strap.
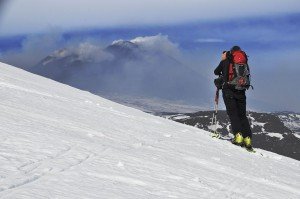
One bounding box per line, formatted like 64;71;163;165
228;63;234;81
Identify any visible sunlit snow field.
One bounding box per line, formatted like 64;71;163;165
0;62;299;199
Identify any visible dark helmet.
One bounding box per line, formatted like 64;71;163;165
231;46;241;52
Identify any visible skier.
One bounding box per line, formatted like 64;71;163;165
214;46;253;150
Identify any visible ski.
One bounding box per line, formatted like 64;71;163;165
219;135;263;155
245;147;256;153
211;132;221;139
242;145;265;156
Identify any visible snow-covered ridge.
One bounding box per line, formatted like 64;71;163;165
162;111;300;161
0;62;299;198
278;113;300;134
42;42;114;65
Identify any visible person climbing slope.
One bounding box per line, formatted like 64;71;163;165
214;46;253;151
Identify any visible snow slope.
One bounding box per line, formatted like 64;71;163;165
0;62;299;199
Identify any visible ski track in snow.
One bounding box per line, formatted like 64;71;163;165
0;62;299;198
0;144;96;193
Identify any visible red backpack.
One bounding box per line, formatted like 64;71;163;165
228;50;252;90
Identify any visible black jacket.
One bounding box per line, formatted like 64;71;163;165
214;59;231;89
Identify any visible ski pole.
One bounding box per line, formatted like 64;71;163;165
212;88;220;138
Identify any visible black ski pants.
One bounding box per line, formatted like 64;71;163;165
222;89;252;138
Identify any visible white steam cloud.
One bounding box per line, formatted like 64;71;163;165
52;42;114;63
130;34;180;58
0;32;63;69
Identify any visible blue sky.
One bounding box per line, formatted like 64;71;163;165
1;13;300;53
0;1;299;112
1;0;300;36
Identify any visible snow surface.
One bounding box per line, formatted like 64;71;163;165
207;123;222;132
166;114;191;120
293;133;300;139
0;62;300;198
103;94;204;113
266;133;284;140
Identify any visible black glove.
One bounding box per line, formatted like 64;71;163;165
214;76;224;89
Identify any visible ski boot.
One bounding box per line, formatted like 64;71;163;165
243;136;254;152
232;132;243;146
